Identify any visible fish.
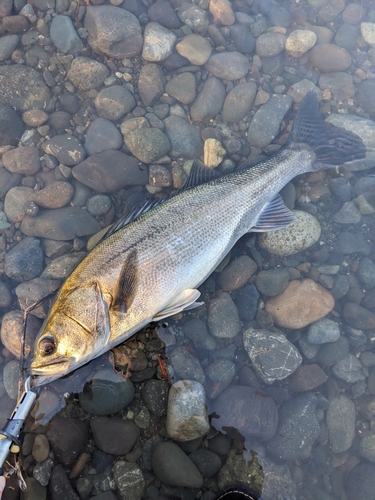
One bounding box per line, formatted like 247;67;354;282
25;92;366;386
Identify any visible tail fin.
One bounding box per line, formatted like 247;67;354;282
291;92;366;166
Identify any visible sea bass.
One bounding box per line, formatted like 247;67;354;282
26;92;366;385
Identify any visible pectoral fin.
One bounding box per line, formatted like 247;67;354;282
153;289;203;321
251;194;297;232
113;249;138;313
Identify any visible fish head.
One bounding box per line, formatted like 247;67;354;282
27;282;110;386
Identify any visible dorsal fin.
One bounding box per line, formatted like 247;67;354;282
251;194;297;232
101;161;221;241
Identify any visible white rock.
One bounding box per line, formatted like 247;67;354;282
285;29;317;57
204;138;226;168
142;22;176;62
326;113;375;170
166;380;210;441
361;22;375;47
258;210;321;256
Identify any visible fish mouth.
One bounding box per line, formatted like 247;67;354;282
29;358;71;376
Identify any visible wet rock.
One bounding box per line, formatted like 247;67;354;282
21;207;101;240
288;364;328;392
190;77;225;122
265;279;335;329
208;292;241;339
357;257;375;289
333;201;361;224
319;72;355;100
4;237;43;282
3;146;40;175
124;128;170;163
41;252;85;279
285;29;316;58
86;195;111;216
0;65;51;112
230;24;255;53
32;434;50;463
177;3;209;33
235;283;260;321
335;23;358;51
287;79;321;103
142;22;176;62
138;63;165;106
0;282;11;308
165;72;196;104
0;34;19;62
266;393;320;460
164;115;203;159
22;110;48;127
212;385;278;441
222;82;257;123
3;360;19;400
332;353;366;383
176;34;211;65
0;0;12;17
209;0;234;24
67;57;109;91
166;380;209;440
4;186;34;222
189;449;221;478
256;32;286;57
113;461;145;500
90;417;140;455
343;302;375;329
310;43;351;72
47;417;88;465
205;51;249;81
1;309;40;359
359;434;375;462
72;150;147;192
327;394;355;453
218;255;257;292
0;105;25;146
142;379;169;417
205;359;235;399
49;465;80;500
50;15;83;54
333;232;370;255
347;463;375;500
84;5;142;58
243;328;302;384
85;118;122;155
248;94;293;148
255;269;289;297
153;441;203;488
148;0;181;29
23;477;47;500
44;134;86;166
203;138;225;167
29;181;74;209
259;210;320;256
307;318;340;344
318;0;345;21
170;345;205;385
79;369;135;415
95;86;135;121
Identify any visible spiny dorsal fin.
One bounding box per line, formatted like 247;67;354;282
101;161;221;241
251;194;297;232
112;249;138;313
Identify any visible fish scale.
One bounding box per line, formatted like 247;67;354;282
26;92;367;386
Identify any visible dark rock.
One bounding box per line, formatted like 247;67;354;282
205;51;249;81
334;23;358;52
72;150;148;192
0;0;12;17
230;24;255;53
90;417;140;455
347;463;375;500
165;72;196;105
208;292;241;339
357;257;375;289
334;232;370;255
113;461;145;500
122;0;147;17
333;201;361;224
164;115;203;159
141;379;169;417
190;77;225;122
170;345;205;384
95;85;136;121
208;433;231;455
47;418;88;466
48;111;72;134
138;64;166;106
255;269;289;297
21;207;101;240
148;0;181;29
307;318;340;344
67;57;109;91
59;93;79;115
310;43;351;72
328;177;352;202
343;302;375;329
243;327;302;384
50;15;83;54
85;118;122;155
234;283;260;321
222;82;257;123
212;385;278;442
357;79;375;119
332;354;365;383
331;274;349;299
4;237;44;282
217;255;257;292
152;442;203;488
49;465;80;500
327;394;355;453
124;128;170;163
266;393;320;460
0;104;24;146
0;65;51;112
84;5;142;58
288;364;328;392
2;146;40;174
182;318;208;344
45;134;86;166
189;449;221;478
316;335;349;366
204;359;235;399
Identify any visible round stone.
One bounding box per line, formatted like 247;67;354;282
205;51;249;81
176;34;212;65
4;186;33;223
310;43;351;72
256;32;286;57
217;255;257;291
208;292;241;338
29;181;74;209
166;380;210;441
361;22;375;47
165;72;196;104
153;442;203;488
124;128;170;163
94;86;136;121
285;29;317;57
258;210;320;256
209;0;235;25
142;22;176;62
67;57;109;90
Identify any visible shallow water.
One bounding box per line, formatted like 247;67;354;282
1;0;375;499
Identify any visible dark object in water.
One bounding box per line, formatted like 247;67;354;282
215;486;259;500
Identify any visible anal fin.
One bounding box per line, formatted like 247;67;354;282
251;194;297;232
153;289;203;321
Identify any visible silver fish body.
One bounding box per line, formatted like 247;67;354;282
26;93;366;385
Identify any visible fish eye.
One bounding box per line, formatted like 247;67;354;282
39;336;56;356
